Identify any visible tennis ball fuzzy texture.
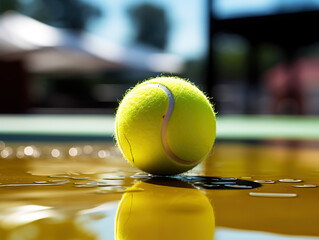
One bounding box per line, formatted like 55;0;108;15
115;76;216;175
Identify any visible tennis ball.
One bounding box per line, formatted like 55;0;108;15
115;76;216;175
115;179;215;240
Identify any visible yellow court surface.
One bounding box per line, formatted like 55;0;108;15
0;115;319;240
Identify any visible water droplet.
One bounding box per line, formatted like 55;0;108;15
181;171;201;177
49;176;70;179
131;173;152;179
102;176;125;180
292;184;317;188
0;181;70;187
83;145;93;154
249;192;297;198
201;184;222;189
279;179;303;183
98;150;110;158
221;177;237;180
34;181;47;184
254;180;276;184
48;180;70;183
71;177;90;180
68;147;78;157
179;176;221;182
1;147;13;158
24;146;34;156
51;149;61;158
177;176;261;190
193;181;203;185
74;181;95;185
224;184;253;189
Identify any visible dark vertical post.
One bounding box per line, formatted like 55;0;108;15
245;44;259;114
205;0;219;111
0;59;30;113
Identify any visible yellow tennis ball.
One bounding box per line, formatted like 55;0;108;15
115;179;215;240
115;76;216;175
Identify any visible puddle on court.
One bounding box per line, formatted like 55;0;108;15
1;142;319;239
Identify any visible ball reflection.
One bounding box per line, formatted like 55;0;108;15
115;178;215;240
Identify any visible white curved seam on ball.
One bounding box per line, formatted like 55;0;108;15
116;116;130;161
116;195;129;239
143;83;203;166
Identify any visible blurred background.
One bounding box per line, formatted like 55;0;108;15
1;0;319;115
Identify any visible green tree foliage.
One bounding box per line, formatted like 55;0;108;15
128;3;169;50
29;0;102;31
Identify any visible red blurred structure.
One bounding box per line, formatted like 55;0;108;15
264;58;319;115
207;7;319;115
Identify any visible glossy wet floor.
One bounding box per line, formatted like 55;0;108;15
0;141;319;239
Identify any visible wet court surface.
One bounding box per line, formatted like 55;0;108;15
0;141;319;240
